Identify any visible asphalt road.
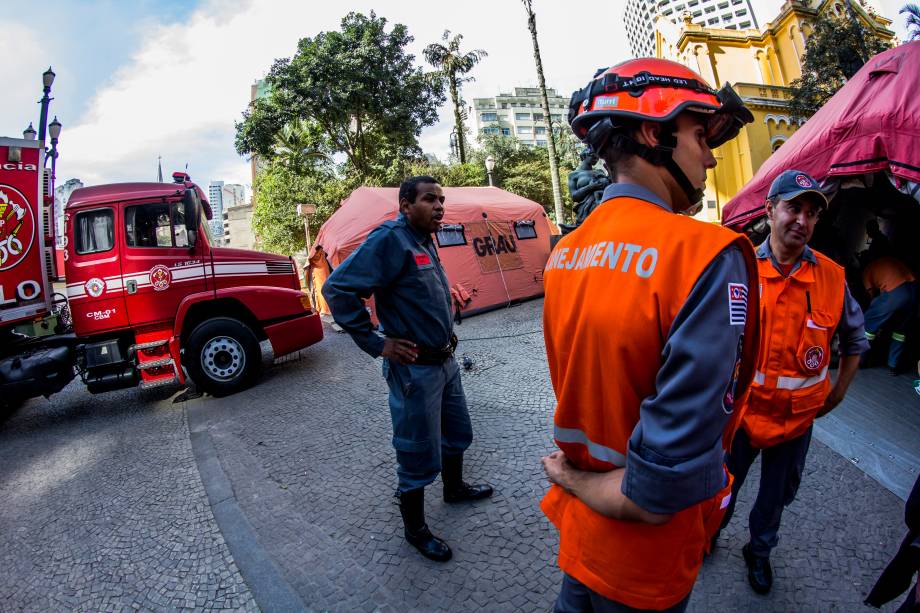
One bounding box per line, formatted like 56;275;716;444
0;298;912;612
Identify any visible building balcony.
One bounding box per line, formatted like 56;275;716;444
735;82;792;108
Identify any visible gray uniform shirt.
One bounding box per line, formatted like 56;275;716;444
322;214;453;358
600;185;752;514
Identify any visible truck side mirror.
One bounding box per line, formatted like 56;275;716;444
182;189;201;249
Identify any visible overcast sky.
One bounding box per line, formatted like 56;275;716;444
0;0;910;190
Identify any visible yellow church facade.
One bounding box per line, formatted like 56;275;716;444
654;0;894;222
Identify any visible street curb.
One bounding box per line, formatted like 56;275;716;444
186;403;306;613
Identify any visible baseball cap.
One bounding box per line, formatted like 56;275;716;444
767;169;828;208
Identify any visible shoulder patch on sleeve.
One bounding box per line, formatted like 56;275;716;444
728;282;748;326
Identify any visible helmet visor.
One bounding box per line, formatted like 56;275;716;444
704;83;754;148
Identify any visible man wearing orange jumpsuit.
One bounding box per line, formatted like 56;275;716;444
719;169;869;595
541;58;760;612
862;255;918;374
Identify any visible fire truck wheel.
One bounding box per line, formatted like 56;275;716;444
186;317;262;397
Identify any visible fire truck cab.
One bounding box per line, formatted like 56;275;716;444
61;173;323;396
1;160;323;404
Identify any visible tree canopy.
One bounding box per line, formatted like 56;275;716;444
407;134;577;222
423;31;487;164
251;161;355;256
788;11;891;120
235;12;444;184
902;3;920;40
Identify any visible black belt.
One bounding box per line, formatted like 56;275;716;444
411;334;458;366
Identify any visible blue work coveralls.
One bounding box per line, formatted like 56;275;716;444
864;281;918;370
322;214;473;493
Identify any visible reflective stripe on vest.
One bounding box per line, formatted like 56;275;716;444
555;426;627;467
753;366;828;390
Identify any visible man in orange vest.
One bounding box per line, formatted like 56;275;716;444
540;58;759;612
718;169;869;595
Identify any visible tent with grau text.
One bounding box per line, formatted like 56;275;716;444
308;186;558;320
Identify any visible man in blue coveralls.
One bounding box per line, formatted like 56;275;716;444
323;176;493;562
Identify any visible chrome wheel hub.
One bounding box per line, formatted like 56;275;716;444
201;336;245;381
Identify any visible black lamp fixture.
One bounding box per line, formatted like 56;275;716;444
23;123;37;140
42;67;56;89
49;116;62;141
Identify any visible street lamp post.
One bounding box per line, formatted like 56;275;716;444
449;130;459;160
36;67;61;275
297;203;317;291
23;123;37;140
37;67;55;144
297;203;317;253
485;155;496;187
48;117;62;240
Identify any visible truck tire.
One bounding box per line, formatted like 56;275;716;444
185;317;262;397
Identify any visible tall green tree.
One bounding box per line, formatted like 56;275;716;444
522;0;565;223
788;11;891;120
235;12;445;184
252;161;355;256
901;3;920;40
474;134;576;219
272;120;329;175
423;31;487;164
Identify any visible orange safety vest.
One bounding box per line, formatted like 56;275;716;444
740;248;845;449
542;196;759;610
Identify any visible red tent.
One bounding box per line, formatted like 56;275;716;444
722;42;920;230
309;186;558;318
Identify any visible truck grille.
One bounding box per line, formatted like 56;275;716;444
266;260;294;275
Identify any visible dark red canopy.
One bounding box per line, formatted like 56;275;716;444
722;42;920;230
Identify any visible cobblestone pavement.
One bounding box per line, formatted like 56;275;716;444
191;298;910;612
0;383;256;611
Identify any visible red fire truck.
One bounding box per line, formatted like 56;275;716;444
1;136;323;408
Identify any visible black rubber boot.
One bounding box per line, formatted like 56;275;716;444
742;543;773;595
442;454;493;503
398;488;452;562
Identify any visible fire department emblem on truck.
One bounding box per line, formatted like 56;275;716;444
0;184;36;272
150;264;172;291
84;277;105;298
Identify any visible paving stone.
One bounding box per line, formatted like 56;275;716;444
191;299;909;611
0;379;256;611
1;298;911;611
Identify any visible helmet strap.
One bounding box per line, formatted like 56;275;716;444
604;126;704;207
663;157;706;207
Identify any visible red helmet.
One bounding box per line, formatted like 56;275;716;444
569;58;753;152
567;57;753;205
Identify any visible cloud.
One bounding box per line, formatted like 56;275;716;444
0;22;48;137
50;0;635;189
61;3;280;186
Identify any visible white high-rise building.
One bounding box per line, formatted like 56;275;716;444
219;183;253;250
221;184;246;209
208;180;225;239
472;87;569;147
624;0;759;58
